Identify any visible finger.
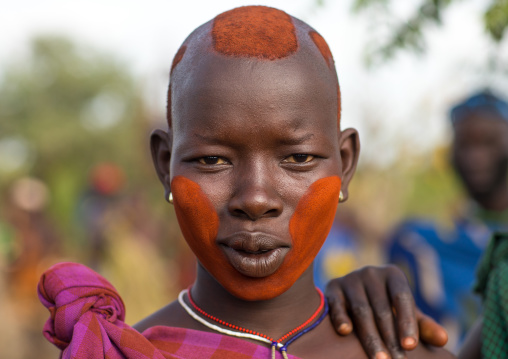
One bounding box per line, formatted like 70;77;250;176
416;310;448;347
362;268;406;359
325;279;353;335
342;276;391;359
386;266;418;350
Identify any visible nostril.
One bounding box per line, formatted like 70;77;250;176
230;201;282;220
228;182;283;220
264;208;279;216
232;208;250;219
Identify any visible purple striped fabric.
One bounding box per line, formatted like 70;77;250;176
38;262;301;359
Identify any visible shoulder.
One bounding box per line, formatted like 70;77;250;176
133;300;182;332
407;343;456;359
294;318;455;359
133;293;206;333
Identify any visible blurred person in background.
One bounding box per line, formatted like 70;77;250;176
387;90;508;350
77;162;177;324
0;177;62;358
77;162;126;270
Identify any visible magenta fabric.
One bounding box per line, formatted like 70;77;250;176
38;262;300;358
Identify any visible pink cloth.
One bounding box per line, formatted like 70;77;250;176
38;262;300;358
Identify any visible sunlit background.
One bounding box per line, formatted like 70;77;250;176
1;0;508;357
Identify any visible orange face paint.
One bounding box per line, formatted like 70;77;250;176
171;176;220;267
171;176;341;301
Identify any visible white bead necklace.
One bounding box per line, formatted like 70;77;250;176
178;289;287;357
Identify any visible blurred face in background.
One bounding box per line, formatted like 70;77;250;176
452;110;508;199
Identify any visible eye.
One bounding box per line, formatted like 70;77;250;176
283;154;315;163
198;156;228;165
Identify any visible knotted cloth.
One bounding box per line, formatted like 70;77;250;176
474;233;508;359
38;262;299;358
38;262;167;358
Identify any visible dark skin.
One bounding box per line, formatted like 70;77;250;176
321;105;508;359
325;265;449;359
450;111;508;359
452;110;508;211
143;33;453;358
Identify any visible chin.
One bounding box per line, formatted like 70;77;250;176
221;277;296;301
206;259;311;302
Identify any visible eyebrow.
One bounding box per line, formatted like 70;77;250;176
278;133;315;145
193;132;315;145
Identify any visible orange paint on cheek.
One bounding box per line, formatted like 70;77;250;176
171;176;220;265
171;176;341;301
238;176;341;300
286;176;342;282
233;176;342;300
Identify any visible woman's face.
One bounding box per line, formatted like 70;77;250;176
153;53;358;300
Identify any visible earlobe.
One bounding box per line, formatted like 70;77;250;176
338;128;360;202
150;129;173;201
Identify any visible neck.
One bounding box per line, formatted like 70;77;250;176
472;182;508;212
190;263;321;341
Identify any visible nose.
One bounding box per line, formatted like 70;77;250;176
228;162;283;221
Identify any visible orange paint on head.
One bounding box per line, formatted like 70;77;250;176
309;31;334;69
168;7;341;127
309;30;340;126
171;176;341;301
212;6;298;60
167;46;187;127
171;46;187;75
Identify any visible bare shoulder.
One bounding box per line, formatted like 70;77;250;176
133;300;191;333
407;343;457;359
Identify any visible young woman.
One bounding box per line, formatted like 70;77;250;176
39;6;452;358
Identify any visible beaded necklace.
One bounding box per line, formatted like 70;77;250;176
178;288;329;359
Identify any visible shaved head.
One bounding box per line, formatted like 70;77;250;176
151;6;361;300
167;6;341;127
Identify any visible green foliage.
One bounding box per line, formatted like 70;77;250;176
312;0;508;63
353;0;459;64
0;36;151;235
351;0;390;12
485;0;508;41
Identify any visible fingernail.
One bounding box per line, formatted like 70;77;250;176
403;337;416;347
338;323;351;333
375;352;389;359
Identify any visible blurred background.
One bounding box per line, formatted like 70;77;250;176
1;0;508;357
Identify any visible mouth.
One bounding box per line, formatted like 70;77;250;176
218;232;290;278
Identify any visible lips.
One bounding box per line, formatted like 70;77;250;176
217;232;290;278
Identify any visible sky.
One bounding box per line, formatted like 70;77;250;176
2;0;508;167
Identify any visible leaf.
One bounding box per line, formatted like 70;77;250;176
485;0;508;42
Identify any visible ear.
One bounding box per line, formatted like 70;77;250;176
150;128;173;202
338;128;360;202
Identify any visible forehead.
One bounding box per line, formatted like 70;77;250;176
171;51;338;136
454;111;508;136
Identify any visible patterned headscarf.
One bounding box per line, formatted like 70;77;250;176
450;90;508;125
